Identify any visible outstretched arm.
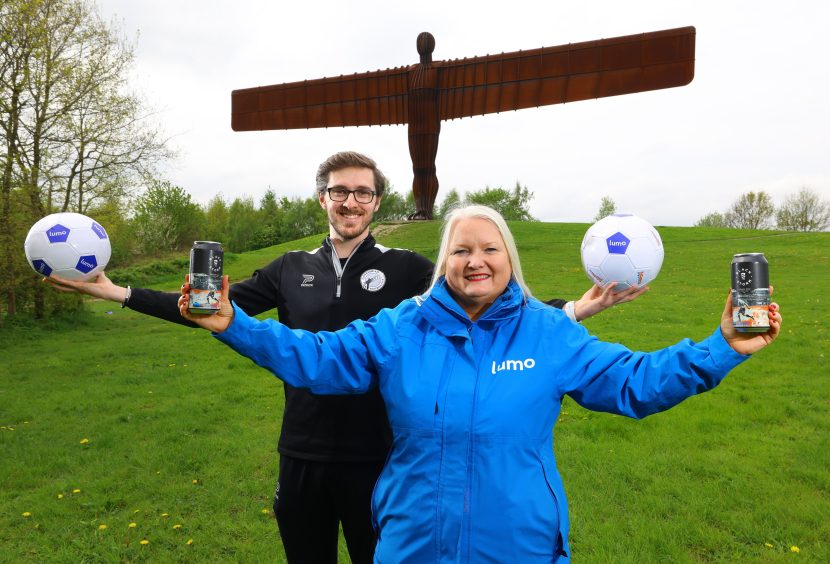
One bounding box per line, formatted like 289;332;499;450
43;272;128;303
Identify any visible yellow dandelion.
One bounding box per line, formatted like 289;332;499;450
764;542;773;548
161;513;169;518
173;524;182;530
192;479;199;484
72;489;81;494
791;545;800;553
186;539;193;545
22;512;31;518
168;363;176;367
140;539;150;546
129;522;137;528
57;494;64;499
98;524;107;531
261;508;269;515
133;509;141;514
79;438;89;444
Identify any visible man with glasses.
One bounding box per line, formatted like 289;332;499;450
45;151;644;563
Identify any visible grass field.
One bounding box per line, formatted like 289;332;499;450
1;222;828;562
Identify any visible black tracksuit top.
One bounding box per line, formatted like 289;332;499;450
128;234;435;462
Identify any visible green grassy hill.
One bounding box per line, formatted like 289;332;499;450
1;222;827;562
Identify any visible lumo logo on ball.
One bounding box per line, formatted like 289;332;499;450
606;232;630;254
47;224;70;243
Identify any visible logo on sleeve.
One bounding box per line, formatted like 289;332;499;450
301;274;314;287
360;269;386;292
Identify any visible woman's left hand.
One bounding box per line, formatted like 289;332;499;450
178;274;235;333
721;287;781;355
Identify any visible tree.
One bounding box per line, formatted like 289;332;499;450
273;196;327;242
594;196;616;222
724;191;775;230
0;0;172;319
776;187;830;232
225;196;259;252
466;182;536;221
132;180;203;253
435;188;462;219
694;211;728;228
373;185;412;223
203;193;229;244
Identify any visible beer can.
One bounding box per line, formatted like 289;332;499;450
731;253;770;333
188;241;223;315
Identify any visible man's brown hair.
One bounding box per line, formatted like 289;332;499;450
315;151;388;197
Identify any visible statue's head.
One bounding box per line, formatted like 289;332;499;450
417;32;435;64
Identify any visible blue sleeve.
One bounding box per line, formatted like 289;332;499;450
213;302;399;394
557;323;750;418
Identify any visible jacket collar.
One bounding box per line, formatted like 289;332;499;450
321;232;376;255
419;277;525;338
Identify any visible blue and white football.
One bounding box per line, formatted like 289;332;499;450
580;213;664;291
24;212;111;280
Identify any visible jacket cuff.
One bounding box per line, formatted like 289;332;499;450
708;326;751;370
212;302;252;346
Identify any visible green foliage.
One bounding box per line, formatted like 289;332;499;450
434;182;535;221
594;196;617;222
694;211;728;228
373;185;413;222
274;196;327;243
225;196;259;253
86;197;136;268
725;191;775;230
202;194;230;245
132;180;204;253
1;223;828;561
776;187;830;232
466;182;536;221
435;188;462;219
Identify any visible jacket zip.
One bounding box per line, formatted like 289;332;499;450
329;237;365;298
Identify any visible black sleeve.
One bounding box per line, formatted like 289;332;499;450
127;257;285;328
544;298;567;309
410;252;436;295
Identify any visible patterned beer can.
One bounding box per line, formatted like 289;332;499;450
188;241;223;314
731;253;770;333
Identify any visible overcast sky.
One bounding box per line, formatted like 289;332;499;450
97;0;829;226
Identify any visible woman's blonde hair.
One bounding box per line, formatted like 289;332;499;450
427;204;532;298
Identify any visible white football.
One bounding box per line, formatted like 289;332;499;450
24;212;111;280
580;213;664;291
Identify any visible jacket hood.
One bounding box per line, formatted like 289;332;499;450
418;277;525;337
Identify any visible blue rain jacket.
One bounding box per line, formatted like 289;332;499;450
216;278;748;563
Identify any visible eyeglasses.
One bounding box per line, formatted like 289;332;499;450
326;187;376;204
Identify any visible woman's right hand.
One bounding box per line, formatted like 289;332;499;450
178;274;234;333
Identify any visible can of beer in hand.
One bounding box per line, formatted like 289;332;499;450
731;253;770;333
188;241;223;315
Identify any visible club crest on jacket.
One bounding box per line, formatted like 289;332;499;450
360;269;386;292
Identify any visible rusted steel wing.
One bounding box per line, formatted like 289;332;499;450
231;26;695;132
436;26;695;120
231;68;411;131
